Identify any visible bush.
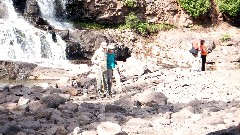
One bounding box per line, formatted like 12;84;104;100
122;0;137;8
178;0;211;18
123;12;174;35
73;21;106;30
216;0;240;16
136;22;149;35
220;34;231;42
125;12;140;29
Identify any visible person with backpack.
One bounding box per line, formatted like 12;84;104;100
91;42;108;95
189;39;201;72
200;39;208;71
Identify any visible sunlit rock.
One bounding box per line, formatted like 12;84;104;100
97;121;121;135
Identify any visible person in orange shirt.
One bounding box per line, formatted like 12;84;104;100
200;40;208;71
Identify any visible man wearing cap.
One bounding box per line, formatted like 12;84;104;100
91;42;108;94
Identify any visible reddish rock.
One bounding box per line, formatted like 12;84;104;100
69;88;78;96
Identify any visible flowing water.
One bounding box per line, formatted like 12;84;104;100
37;0;73;30
0;0;67;62
0;0;88;85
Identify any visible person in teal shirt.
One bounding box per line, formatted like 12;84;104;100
106;44;117;96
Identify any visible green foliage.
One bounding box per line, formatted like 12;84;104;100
73;22;106;30
125;12;140;29
178;0;211;18
123;12;174;35
122;0;137;8
72;13;174;36
136;22;149;35
220;34;231;42
216;0;240;16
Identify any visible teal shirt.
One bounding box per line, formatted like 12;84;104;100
107;53;116;69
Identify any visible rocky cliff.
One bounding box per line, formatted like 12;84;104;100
7;0;240;68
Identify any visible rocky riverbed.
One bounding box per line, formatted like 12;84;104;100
0;57;240;135
0;24;240;134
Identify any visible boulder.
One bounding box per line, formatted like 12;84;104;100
40;95;66;108
133;91;167;106
97;121;121;135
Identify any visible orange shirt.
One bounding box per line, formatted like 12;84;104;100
200;45;208;55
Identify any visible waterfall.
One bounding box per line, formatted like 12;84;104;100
37;0;73;30
0;0;67;64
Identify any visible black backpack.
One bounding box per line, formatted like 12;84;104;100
189;46;198;55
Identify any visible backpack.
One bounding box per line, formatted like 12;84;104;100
189;46;198;55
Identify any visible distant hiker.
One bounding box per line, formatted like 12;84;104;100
189;39;201;72
200;39;208;71
47;26;57;42
91;42;108;95
52;32;57;42
189;39;199;56
106;44;122;96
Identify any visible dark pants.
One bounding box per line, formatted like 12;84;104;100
107;68;113;95
201;55;206;71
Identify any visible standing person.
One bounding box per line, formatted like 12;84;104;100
200;39;208;71
91;42;108;95
190;39;201;72
106;44;122;96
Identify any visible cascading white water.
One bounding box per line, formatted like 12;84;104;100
37;0;73;30
0;0;67;64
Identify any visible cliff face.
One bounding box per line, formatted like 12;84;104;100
11;0;240;28
66;0;239;27
66;0;194;27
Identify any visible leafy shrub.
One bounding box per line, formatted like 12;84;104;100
73;21;106;30
122;0;137;8
136;22;149;35
178;0;211;18
123;12;174;35
220;34;231;42
125;12;140;29
216;0;240;16
73;13;174;36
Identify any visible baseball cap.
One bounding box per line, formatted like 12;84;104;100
107;43;115;49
